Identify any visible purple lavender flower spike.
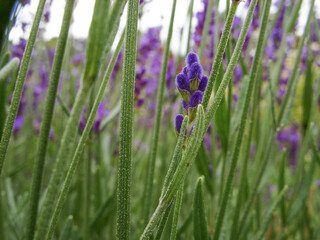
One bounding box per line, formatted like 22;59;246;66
186;52;199;67
188;63;202;92
189;90;203;108
188;91;203;123
182;99;188;110
198;75;208;92
176;73;189;91
176;73;191;102
175;114;184;134
183;67;188;77
188;62;202;81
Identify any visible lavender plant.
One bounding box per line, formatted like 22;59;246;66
0;0;320;239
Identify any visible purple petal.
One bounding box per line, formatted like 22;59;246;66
175;114;184;134
188;63;202;81
198;75;208;92
182;99;188;110
189;90;203;108
186;52;199;67
176;73;190;91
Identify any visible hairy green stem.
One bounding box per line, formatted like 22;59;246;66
35;83;90;240
0;0;47;176
25;1;75;239
46;30;125;240
186;0;194;54
277;0;314;126
170;182;184;240
117;0;139;238
202;1;239;111
143;0;177;224
198;0;214;60
211;0;270;239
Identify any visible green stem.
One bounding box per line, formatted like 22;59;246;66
45;31;125;240
277;0;314;126
202;1;239;111
35;83;90;240
186;0;194;54
0;0;47;176
0;56;19;140
160;117;188;199
143;0;177;224
0;57;19;83
141;106;205;239
24;1;75;239
256;186;288;240
169;182;184;240
211;0;270;239
198;0;214;60
117;0;139;238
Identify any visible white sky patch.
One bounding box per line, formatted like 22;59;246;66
9;0;320;54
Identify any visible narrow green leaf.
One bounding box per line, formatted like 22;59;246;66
35;0;122;236
287;150;316;222
100;101;121;132
0;0;47;176
117;0;139;238
256;186;288;240
198;0;214;60
140;106;204;239
83;0;111;84
0;57;19;83
202;1;239;111
56;94;71;117
161;116;188;198
279;70;300;127
0;55;18;140
302;51;313;133
45;31;125;240
195;143;213;195
100;0;128;72
170;183;184;240
277;0;314;126
193;176;209;240
230;75;249;138
186;0;194;54
214;64;229;154
25;1;75;239
177;211;192;238
154;203;173;240
59;216;73;240
162;105;205;203
212;1;271;239
278;150;287;228
143;0;177;223
267;61;276;130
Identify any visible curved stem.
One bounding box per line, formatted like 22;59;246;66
202;1;239;111
46;30;125;240
25;1;75;239
211;0;269;239
143;0;177;224
198;0;214;60
0;0;47;176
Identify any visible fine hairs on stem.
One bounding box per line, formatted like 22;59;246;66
0;0;47;176
117;0;139;239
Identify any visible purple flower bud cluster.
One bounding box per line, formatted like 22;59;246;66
174;53;208;135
